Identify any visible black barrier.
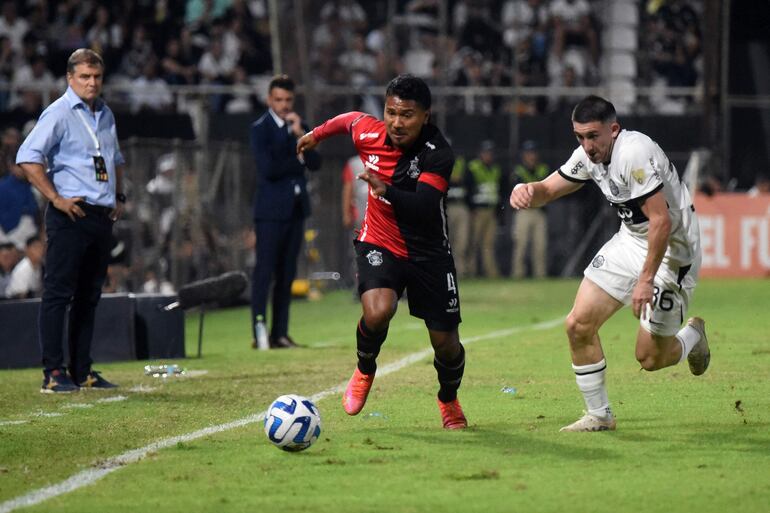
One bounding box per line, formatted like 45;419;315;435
0;293;185;370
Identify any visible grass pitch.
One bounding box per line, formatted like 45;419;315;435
1;279;769;512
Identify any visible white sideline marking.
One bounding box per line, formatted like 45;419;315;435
60;403;94;410
0;420;28;426
95;396;128;404
0;317;562;512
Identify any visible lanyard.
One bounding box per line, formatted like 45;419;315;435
75;107;101;157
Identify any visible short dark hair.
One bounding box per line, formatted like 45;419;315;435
268;74;295;93
25;235;41;247
385;74;431;110
0;242;16;251
572;95;616;124
67;48;104;74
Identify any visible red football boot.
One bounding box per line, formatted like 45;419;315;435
437;397;467;429
342;367;375;415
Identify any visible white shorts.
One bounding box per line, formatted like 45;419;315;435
583;231;700;336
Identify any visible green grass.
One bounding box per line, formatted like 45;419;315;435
1;279;769;512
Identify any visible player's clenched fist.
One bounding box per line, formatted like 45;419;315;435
509;183;534;210
296;132;318;156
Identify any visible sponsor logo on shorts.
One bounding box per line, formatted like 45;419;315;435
366;250;383;266
592;255;605;268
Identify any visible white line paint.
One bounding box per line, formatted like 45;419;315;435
95;396;128;404
0;317;562;512
60;403;94;410
0;420;28;426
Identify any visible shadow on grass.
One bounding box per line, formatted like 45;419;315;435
389;425;620;461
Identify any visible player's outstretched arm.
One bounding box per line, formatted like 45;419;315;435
510;171;582;209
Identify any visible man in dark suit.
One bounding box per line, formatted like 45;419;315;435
250;75;321;349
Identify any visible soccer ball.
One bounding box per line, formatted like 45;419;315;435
264;394;322;452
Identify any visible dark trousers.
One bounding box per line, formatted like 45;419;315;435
251;209;304;339
40;204;112;382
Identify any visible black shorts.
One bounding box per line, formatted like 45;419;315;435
355;242;461;329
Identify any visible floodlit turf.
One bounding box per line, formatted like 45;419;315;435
1;279;769;513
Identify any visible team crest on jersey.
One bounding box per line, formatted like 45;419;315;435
609;180;620;196
592;255;605;268
425;141;436;150
408;156;420;179
359;132;379;140
366;250;383;266
631;168;646;185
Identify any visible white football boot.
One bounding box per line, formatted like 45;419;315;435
560;411;616;432
686;317;710;376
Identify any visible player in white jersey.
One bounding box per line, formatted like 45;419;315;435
509;95;710;432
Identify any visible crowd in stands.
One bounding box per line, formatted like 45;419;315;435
0;0;704;122
0;0;709;298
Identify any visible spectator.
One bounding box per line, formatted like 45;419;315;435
161;37;198;85
11;54;58;108
501;0;549;58
0;240;18;298
747;174;770;197
198;37;236;111
466;140;503;277
320;0;368;36
510;140;549;278
340;154;367;287
8;89;43;133
85;5;123;63
0;35;16;110
446;151;471;277
224;66;256;113
0;127;38;250
5;235;43;298
550;0;599;67
198;37;236;84
130;59;173;113
0;1;29;52
119;24;154;79
339;31;378;87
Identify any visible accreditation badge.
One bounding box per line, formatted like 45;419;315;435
93;155;108;182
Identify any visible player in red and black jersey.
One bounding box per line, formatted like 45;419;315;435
297;75;467;429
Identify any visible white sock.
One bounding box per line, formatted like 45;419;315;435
573;358;612;419
676;324;701;364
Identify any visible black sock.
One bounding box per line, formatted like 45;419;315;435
356;318;387;375
434;344;465;403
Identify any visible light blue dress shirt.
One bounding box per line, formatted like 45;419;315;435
16;87;125;208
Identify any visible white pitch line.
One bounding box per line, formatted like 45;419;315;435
0;317;562;513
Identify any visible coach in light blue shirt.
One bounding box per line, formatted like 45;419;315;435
16;48;125;393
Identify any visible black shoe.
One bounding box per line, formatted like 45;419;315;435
269;335;301;349
41;369;79;394
79;370;118;390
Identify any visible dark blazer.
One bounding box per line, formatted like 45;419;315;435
250;111;321;221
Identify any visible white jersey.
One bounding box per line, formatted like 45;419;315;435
558;129;699;266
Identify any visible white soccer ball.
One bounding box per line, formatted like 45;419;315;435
264;394;322;452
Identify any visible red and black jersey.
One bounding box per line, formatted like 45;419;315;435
313;112;455;261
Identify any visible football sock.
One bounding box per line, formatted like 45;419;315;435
434;344;465;403
675;324;701;364
573;358;612;419
356;318;387;375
